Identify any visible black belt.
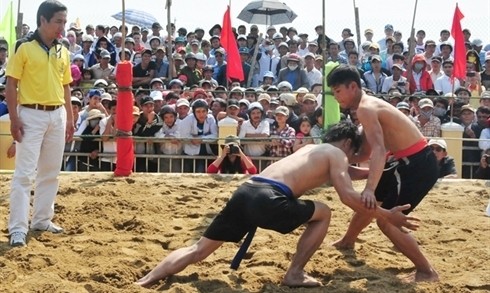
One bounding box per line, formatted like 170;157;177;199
22;104;62;111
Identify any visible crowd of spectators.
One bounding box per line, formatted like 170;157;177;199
1;21;490;178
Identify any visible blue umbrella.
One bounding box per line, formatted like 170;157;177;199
112;9;158;28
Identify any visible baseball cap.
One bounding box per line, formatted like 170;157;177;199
277;81;293;91
140;96;155;105
364;28;373;34
239;47;250;55
257;93;271;103
150;78;164;86
100;50;111;59
481;91;490;99
176;98;190;108
428;139;447;150
275;106;290;116
460;104;475;113
371;55;382;62
152;22;162;29
303;93;316;103
94;79;108;87
101;93;112;102
471;39;483;47
391;63;404;71
150;90;164;101
396;101;410;111
86;109;105;121
70;96;82;107
227;99;240;109
418;98;434;109
279;93;297;106
384;24;394;31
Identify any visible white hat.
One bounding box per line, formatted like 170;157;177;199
101;93;112;102
150;90;164;101
94;79;108;87
86;109;105;121
176;98;190;108
279;93;297;106
428;139;447;150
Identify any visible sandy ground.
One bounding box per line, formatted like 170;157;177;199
0;173;489;293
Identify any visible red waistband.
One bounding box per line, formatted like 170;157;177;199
391;138;428;160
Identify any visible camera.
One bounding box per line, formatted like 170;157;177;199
397;81;406;86
229;144;240;154
485;155;490;164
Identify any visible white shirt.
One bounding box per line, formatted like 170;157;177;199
178;113;217;155
381;75;408;94
99;116;117;163
435;74;460;95
479;128;490;151
305;67;323;87
238;120;270;156
155;121;183;155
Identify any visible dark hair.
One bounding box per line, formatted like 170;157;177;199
348;51;359;58
434;97;449;109
36;0;67;27
298;115;312;129
324;121;361;152
96;24;105;32
476;106;490;115
201;40;211;47
165;92;180;102
393;42;404;51
327;65;362;89
220;155;244;174
109;100;117;108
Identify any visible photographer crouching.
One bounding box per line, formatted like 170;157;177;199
475;149;490;179
207;135;257;174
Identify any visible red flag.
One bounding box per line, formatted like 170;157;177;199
451;4;466;81
221;6;244;83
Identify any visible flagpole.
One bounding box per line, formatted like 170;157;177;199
166;0;173;83
120;0;126;61
405;0;419;94
353;0;361;51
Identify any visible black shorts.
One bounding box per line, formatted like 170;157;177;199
203;182;315;242
375;146;438;214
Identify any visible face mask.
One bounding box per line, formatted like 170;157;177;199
89;119;99;128
468;56;476;63
433;107;446;117
414;63;424;71
134;57;142;64
288;64;298;71
420;109;433;119
267;45;275;51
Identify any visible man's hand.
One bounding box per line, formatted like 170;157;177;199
65;120;75;142
10;117;24;142
361;188;377;209
387;204;420;231
7;143;16;158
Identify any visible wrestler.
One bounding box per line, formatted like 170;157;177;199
135;122;420;288
327;65;439;282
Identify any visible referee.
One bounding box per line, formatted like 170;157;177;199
5;0;74;247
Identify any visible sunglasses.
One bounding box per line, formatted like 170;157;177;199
430;146;444;152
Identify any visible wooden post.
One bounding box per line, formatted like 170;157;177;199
166;0;173;83
247;33;262;87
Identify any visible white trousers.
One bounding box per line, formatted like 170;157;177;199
9;106;66;234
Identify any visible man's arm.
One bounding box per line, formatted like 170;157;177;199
356;104;387;208
63;84;74;142
5;77;23;142
329;151;419;230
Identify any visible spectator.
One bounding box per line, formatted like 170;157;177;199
327;42;347;64
278;93;300;131
309;107;324;144
428;139;457;179
77;89;107;129
404;54;433;94
133;49;156;88
180;53;201;87
276;53;309;91
481;91;490;108
466;70;485;98
429;56;444;85
207;135;257;174
414;98;441;138
77;34;96;69
155;105;182;172
480;55;490;90
304;53;322;87
433;97;451;124
176;98;191;120
133;96;163;172
78;109;105;171
150;90;164;114
455;87;471;105
257;39;281;84
99;100;117;171
479;118;490;151
179;99;217;172
377;24;394;51
154;47;169;80
293;116;314;152
381;63;408;94
239;102;270;157
216;99;245;128
396;101;411;117
269;106;295;157
461;105;488;178
435;60;460;95
363;55;387;94
474;149;490;179
301;93;317;117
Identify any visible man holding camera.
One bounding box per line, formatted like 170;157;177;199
475;149;490;179
207;135;257;174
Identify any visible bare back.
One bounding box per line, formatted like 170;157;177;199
357;94;424;153
260;144;348;196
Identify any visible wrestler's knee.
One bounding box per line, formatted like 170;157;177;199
312;201;331;221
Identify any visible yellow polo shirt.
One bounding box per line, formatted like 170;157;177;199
6;40;72;105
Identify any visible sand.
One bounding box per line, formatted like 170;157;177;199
0;173;489;293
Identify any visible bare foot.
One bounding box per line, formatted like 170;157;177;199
134;275;162;288
398;269;439;283
331;238;355;250
282;271;322;287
